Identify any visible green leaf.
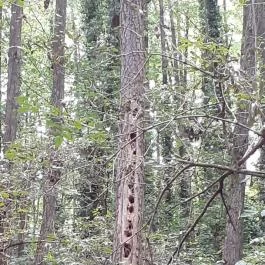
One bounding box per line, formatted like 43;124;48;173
54;135;63;148
5;149;16;160
63;131;73;142
1;192;9;199
17;0;25;7
16;95;27;105
74;120;82;130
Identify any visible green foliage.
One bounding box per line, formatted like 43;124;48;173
1;0;265;265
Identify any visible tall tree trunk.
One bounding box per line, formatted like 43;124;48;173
113;0;145;264
254;0;265;229
223;1;256;264
0;2;23;264
0;5;2;152
199;0;221;104
3;2;23;152
168;0;179;84
179;12;191;218
34;1;67;264
159;0;168;85
159;0;173;203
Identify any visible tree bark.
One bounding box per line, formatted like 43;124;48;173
223;1;256;264
159;0;168;85
254;0;265;230
0;2;23;264
3;2;23;151
0;5;2;152
168;0;179;84
199;0;221;104
34;1;67;264
113;0;145;264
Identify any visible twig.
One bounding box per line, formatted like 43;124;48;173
167;127;265;263
167;187;221;265
220;184;236;232
147;165;193;235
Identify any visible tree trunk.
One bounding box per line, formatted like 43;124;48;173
168;0;179;84
3;2;23;151
254;0;265;231
113;0;145;264
0;5;2;152
0;2;23;264
199;0;221;104
159;0;168;85
223;1;256;264
34;1;67;264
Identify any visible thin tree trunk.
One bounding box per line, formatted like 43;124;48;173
254;0;265;231
159;0;168;85
113;0;145;264
34;1;67;264
223;0;229;46
0;5;2;152
0;2;23;264
223;1;256;264
168;0;179;84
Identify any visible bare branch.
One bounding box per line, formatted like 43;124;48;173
167;187;221;265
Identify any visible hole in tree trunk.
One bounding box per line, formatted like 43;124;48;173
132;108;138;117
128;221;133;229
127;205;134;213
124;243;131;257
130;132;136;140
124;229;132;237
128;195;134;203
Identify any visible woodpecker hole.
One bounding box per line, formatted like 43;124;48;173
130;132;136;140
128;205;134;213
132;108;138;117
128;195;134;203
124;243;131;258
124;229;132;237
128;221;133;230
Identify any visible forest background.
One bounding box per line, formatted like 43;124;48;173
1;0;265;265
